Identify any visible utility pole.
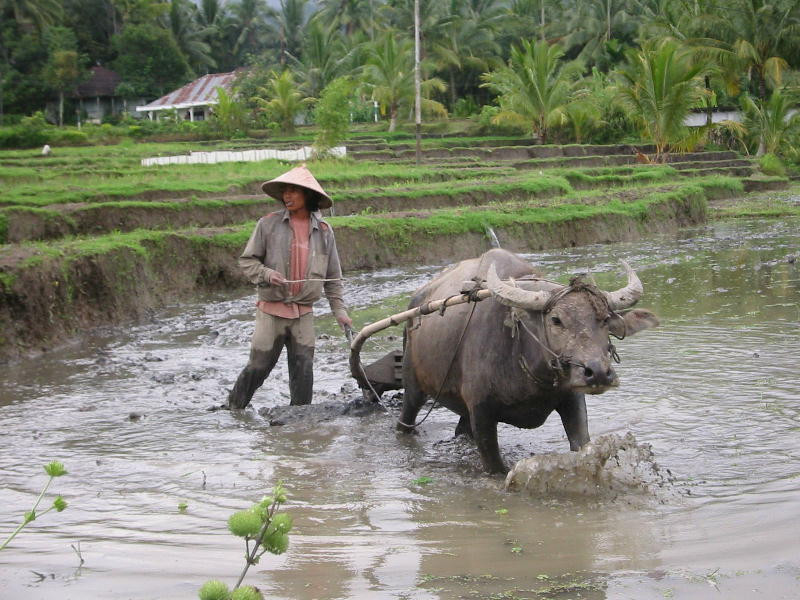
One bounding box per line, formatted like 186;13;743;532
414;0;421;166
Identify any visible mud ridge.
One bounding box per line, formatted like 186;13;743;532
0;185;717;362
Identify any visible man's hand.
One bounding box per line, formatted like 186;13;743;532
269;271;288;287
336;313;353;330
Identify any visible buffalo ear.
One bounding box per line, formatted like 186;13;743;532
610;308;659;337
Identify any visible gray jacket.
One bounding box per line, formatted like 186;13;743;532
239;209;347;319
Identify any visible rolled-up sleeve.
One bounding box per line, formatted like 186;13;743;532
239;219;276;285
323;230;347;318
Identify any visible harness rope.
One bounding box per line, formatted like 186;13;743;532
353;272;625;429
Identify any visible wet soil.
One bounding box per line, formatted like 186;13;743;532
0;217;798;599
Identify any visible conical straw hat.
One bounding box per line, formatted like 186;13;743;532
261;164;333;209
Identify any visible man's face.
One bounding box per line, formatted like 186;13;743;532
283;184;308;213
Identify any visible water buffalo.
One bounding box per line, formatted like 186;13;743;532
399;248;658;474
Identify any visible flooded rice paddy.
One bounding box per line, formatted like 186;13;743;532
1;217;799;599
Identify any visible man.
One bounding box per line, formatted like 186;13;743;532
227;164;352;409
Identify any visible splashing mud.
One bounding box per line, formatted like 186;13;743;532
505;432;675;501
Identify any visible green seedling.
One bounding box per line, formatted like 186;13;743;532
412;476;434;485
178;502;188;513
0;461;68;551
198;482;292;600
495;508;509;515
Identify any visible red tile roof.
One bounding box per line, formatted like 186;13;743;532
138;71;238;111
74;66;121;98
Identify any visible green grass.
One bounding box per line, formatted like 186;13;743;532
0;157;519;207
2;178;728;267
328;180;721;241
714;202;800;218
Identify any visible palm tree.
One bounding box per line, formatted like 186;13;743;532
291;18;350;97
197;0;238;71
319;0;376;37
0;0;62;31
168;0;216;75
362;34;446;132
562;0;638;69
647;0;800;100
427;0;504;108
740;89;800;156
250;69;313;133
724;0;800;99
503;0;554;45
480;40;581;143
273;0;309;65
563;100;604;144
616;38;711;160
229;0;274;64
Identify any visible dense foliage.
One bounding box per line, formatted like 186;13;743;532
1;0;799;158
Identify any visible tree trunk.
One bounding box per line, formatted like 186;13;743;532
705;75;712;127
58;91;64;127
540;1;546;41
756;137;766;157
389;105;397;132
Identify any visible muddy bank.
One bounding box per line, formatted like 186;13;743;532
0;185;718;362
0;200;271;243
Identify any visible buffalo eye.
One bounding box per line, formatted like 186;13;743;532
550;316;563;327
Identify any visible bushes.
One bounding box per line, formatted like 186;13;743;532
758;153;786;177
0;112;49;148
0;111;92;148
469;105;528;137
313;77;353;156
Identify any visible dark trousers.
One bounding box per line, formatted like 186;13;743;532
227;312;315;408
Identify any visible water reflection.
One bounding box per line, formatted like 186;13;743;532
0;218;798;599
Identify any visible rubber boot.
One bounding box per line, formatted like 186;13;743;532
287;344;315;405
227;349;279;409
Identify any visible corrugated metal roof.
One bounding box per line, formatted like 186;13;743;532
137;71;237;111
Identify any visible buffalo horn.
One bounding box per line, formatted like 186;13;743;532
604;260;643;310
487;263;551;310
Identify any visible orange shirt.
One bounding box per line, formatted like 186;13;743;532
257;215;313;319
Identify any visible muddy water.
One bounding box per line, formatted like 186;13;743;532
1;217;799;599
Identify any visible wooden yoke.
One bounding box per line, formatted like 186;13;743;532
348;288;493;394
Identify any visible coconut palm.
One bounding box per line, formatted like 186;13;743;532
502;0;554;45
291;18;350;97
229;0;274;63
723;0;800;99
562;0;638;68
0;0;62;31
273;0;309;65
196;0;239;71
250;69;313;134
168;0;216;75
362;34;447;132
616;38;712;160
480;40;582;143
740;89;800;156
650;0;800;100
427;0;504;108
319;0;377;37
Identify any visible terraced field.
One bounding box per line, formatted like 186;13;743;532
0;135;792;360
